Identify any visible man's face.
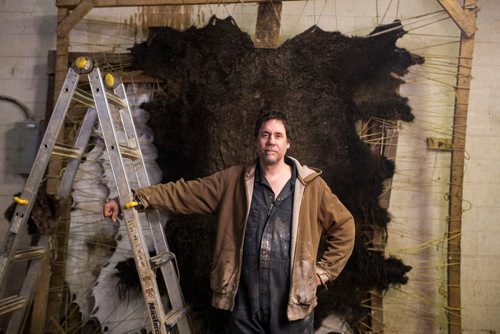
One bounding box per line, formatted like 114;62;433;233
256;119;290;166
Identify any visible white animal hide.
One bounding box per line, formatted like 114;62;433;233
66;139;117;319
90;84;164;332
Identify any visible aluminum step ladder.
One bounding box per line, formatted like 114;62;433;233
0;56;191;334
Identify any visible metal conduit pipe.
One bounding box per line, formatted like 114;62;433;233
0;95;35;121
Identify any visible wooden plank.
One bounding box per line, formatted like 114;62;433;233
57;0;95;37
44;51;57;131
436;0;477;37
45;204;72;333
29;254;51;334
46;9;70;195
358;119;400;334
66;52;163;83
426;137;453;151
45;8;72;333
373;121;399;334
254;1;282;48
6;237;49;333
57;0;301;8
447;0;476;333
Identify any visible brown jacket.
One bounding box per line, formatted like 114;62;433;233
134;157;355;320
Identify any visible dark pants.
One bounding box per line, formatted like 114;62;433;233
229;257;314;334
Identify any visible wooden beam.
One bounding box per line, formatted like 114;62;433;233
57;0;95;37
57;0;301;8
254;1;282;48
426;137;453;151
45;8;71;333
360;119;400;334
46;9;70;195
447;0;477;333
29;239;51;334
436;0;477;37
66;52;164;83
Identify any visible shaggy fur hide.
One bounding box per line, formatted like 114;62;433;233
126;16;422;332
4;189;60;238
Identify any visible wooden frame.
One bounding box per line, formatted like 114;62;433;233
445;1;477;334
39;0;478;333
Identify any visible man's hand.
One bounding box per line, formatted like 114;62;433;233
103;198;121;223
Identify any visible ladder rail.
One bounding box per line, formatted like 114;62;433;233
0;68;81;287
1;59;95;332
1;58;192;334
89;68;172;334
57;108;97;198
114;83;192;333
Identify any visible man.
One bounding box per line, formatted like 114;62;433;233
103;111;355;333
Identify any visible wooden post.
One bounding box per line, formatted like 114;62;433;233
254;1;282;48
44;7;72;333
436;0;477;37
56;0;95;37
29;254;51;334
447;1;476;333
46;8;70;195
374;122;399;334
360;120;400;334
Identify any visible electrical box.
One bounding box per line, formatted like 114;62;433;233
6;121;41;174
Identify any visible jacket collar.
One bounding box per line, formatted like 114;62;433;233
244;156;321;185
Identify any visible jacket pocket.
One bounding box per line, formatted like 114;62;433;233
291;259;318;305
210;247;237;293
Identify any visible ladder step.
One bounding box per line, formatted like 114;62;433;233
52;143;84;159
105;91;128;108
149;252;176;270
119;144;141;160
165;306;190;329
73;89;127;108
0;295;27;316
13;247;47;262
73;89;96;108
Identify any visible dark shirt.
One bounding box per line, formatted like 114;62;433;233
243;157;297;268
232;158;314;332
231;158;315;332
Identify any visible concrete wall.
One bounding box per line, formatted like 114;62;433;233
0;1;499;333
0;1;57;232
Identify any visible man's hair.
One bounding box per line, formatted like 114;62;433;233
254;111;291;141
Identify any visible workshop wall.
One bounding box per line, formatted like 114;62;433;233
0;1;57;235
0;1;499;333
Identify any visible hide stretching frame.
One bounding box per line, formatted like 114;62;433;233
35;1;477;333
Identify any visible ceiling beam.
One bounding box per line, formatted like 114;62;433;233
57;0;302;9
436;0;478;37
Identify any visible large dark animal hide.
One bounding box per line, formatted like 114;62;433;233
129;16;422;332
4;189;61;238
